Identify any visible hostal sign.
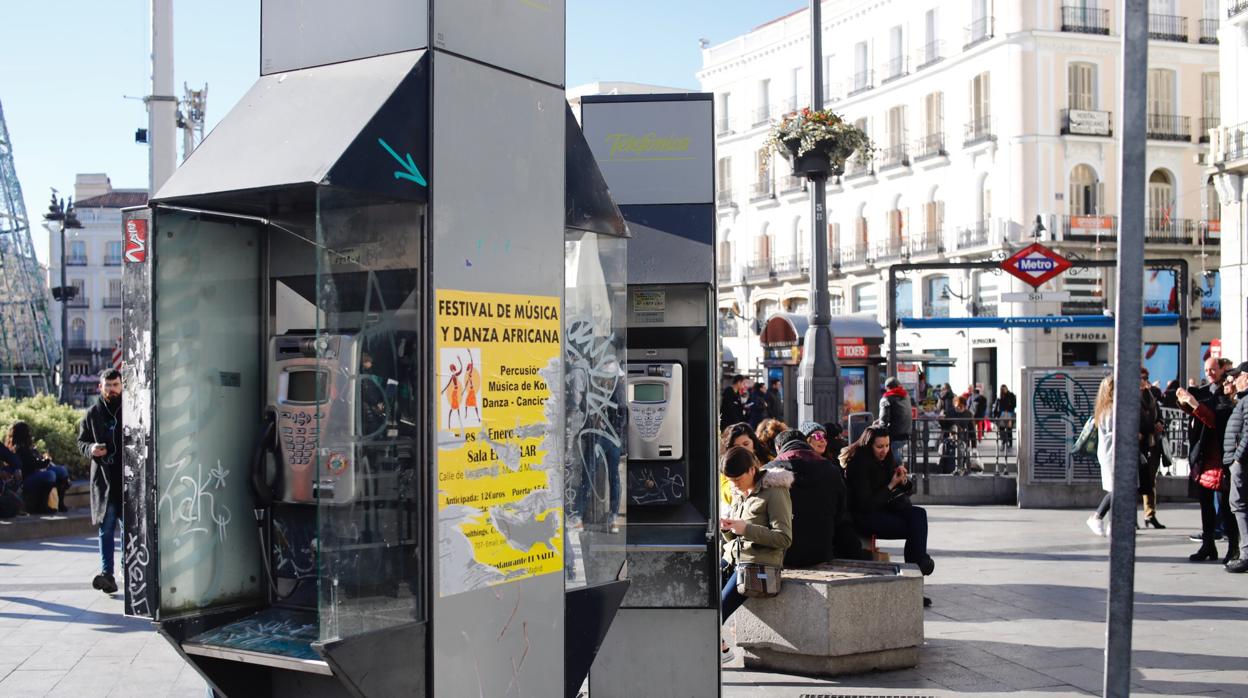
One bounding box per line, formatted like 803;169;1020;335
1001;242;1071;289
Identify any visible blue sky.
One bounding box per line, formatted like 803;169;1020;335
1;1;804;263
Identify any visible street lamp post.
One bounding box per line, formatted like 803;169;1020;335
796;0;841;426
44;191;82;404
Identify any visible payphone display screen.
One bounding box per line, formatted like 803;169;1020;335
632;382;665;403
286;369;326;403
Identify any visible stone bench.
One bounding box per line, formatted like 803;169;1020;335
64;479;90;509
732;559;923;677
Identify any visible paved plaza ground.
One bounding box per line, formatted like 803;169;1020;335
0;503;1245;697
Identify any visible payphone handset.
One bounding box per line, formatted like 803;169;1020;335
264;334;364;505
626;362;684;460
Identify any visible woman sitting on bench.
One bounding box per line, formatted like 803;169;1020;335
718;445;792;664
841;422;935;581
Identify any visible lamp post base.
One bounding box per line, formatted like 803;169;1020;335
797;322;839;425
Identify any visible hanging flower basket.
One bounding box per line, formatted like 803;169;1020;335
767;108;872;180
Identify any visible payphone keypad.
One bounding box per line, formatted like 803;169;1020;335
279;409;321;467
633;405;668;441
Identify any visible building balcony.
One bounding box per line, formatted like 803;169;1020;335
744;258;774;282
103;255;123;267
751;106;772;128
66;296;90;309
963;116;995;146
65;256;88;267
922;303;951;319
1146;113;1190;142
881;56;909;84
957;222;990;249
915;41;944;70
843;158;874;180
716;264;734;285
848;70;874;97
913;133;948;160
716;188;734;208
1232;1;1248;19
715;117;734;136
102;296;122;309
65;339;96;351
1199;18;1219;43
779;174;806;194
1060;108;1112;137
839;243;871;268
963;17;995;50
773;254;809;279
874;239;908;264
776;95;805;117
910;230;945;256
1061;214;1119;241
749;180;776;202
1199;116;1219;143
971;302;1000;318
877;143;911;171
1145;217;1196;243
1061;6;1110;34
1210;122;1248;163
1148;13;1188;42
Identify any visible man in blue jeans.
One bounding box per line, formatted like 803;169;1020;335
78;369;124;594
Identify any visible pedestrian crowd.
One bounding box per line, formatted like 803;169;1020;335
1083;357;1248;574
716;376;935;664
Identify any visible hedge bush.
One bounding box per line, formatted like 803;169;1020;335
0;395;90;480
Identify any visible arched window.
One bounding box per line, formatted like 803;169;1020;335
70;318;86;343
1069;165;1101;215
1147;169;1174;233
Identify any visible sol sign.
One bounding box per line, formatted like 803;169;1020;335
1001;242;1071;289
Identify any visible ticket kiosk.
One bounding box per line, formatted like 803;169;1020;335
119;3;631;696
760;313;888;425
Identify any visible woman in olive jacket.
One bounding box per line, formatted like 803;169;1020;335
718;445;793;664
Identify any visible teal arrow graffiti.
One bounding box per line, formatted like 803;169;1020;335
378;138;427;186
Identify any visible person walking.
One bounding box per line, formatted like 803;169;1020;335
991;385;1017;454
78;368;124;594
1086;376;1116;536
718;446;792;664
970;388;989;442
1137;369;1165;529
878;377;913;467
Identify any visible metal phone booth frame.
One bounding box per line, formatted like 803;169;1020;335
760;313;887;427
120;3;633;697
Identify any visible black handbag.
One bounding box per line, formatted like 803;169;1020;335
733;538;782;598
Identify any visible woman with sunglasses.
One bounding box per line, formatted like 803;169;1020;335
841;423;935;581
799;421;832;459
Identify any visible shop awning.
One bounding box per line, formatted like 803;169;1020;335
760;313;885;347
153;50;430;216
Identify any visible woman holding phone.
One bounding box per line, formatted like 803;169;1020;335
717;445;792;664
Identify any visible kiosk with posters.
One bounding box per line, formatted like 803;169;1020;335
760;313;887;426
118;3;634;697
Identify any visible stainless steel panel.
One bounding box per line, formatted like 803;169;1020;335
590;609;720;698
432;0;564;87
261;0;428;75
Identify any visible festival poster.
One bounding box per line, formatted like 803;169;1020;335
434;289;563;597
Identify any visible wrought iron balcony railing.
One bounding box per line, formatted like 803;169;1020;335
103;255;123;267
882;56;909;83
878;143;911;171
779;174;806;194
1148;13;1188;42
716;264;733;284
1200;116;1220;142
750;180;775;202
1145;113;1190;142
1061;6;1110;34
773;255;809;279
1199;18;1219;43
102;296;122;309
914;133;947;160
957;222;990;249
744;258;774;282
964;17;995;50
65;256;88;267
916;41;944;70
1232;1;1248;19
849;70;874;96
964;116;995;146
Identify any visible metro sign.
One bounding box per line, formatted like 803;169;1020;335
1000;242;1072;289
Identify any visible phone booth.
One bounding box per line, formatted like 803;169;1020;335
760;313;887;426
119;3;632;696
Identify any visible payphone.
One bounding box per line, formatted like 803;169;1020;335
626;361;683;461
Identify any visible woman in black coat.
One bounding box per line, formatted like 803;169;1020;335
841;422;935;577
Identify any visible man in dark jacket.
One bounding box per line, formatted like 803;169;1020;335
78;368;123;594
720;375;748;429
765;378;783;421
768;430;865;567
1179;357;1237;556
878;377;912;465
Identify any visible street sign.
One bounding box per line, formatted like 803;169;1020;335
899;313;1179;329
1001;291;1072;302
1001;242;1072;288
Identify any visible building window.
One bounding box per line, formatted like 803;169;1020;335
1201;73;1220;138
853;282;878;314
853;41;870;90
755;231;774;264
716;92;733;134
1069;165;1103;215
924;275;950;317
106;240;123;265
1068;62;1096;110
70;318;86;344
1205;176;1221;227
966;72;992;142
1147;169;1175;233
1147;68;1175;116
716;157;733;204
108;317;122;342
68;240;86;265
752;147;774;200
70;360;90;376
896;279;914;318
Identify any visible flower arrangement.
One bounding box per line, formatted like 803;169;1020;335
766;108;873;168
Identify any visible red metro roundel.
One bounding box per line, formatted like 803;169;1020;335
1001;243;1072;289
